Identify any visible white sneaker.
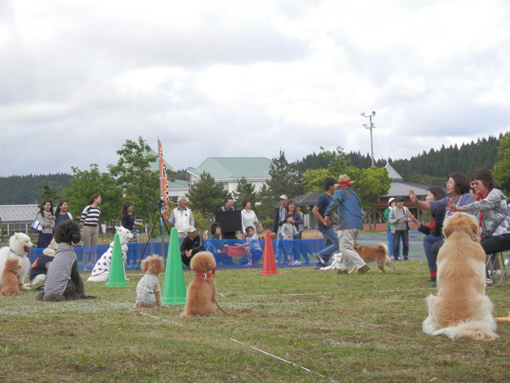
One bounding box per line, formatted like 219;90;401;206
292;260;301;265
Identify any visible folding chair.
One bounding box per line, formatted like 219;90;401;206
487;252;510;288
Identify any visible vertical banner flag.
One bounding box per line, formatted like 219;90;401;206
158;139;170;219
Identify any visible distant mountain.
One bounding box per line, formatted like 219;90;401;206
294;135;502;184
0;174;71;204
1;134;503;204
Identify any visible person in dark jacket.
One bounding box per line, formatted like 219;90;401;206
180;226;204;267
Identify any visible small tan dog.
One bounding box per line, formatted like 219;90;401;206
181;251;217;319
354;242;396;273
134;255;165;308
1;257;21;296
422;213;498;341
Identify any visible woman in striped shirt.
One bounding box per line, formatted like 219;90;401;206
80;193;102;264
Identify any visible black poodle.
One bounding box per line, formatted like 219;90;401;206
36;220;95;301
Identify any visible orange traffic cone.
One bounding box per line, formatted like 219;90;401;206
260;230;283;275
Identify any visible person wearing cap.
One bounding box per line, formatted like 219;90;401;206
313;178;339;268
383;198;399;259
388;197;411;261
273;194;289;263
180;226;204;267
167;195;194;245
325;174;369;274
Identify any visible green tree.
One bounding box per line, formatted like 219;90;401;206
107;137;163;223
41;185;61;205
493;133;510;195
63;164;123;223
303;168;334;193
265;150;303;200
232;177;257;209
186;172;227;221
255;183;276;221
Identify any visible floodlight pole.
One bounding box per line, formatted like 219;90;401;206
361;111;376;167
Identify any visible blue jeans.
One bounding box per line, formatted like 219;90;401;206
393;230;409;258
386;230;399;257
423;235;443;272
317;226;339;264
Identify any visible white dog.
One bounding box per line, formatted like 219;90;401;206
0;232;34;291
87;226;133;282
422;213;498;341
319;253;343;270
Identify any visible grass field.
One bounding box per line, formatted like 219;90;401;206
1;260;509;383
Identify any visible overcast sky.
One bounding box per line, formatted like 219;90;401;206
1;0;509;177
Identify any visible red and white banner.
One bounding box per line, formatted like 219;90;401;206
158;139;170;219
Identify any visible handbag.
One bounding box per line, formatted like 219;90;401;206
31;218;42;233
256;223;264;234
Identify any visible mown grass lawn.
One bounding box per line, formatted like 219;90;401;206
1;260;509;383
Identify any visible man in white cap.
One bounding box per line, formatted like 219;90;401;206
180;226;204;267
383;197;399;260
273;195;289;263
325;174;369;274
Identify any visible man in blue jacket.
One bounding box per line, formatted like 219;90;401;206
325;174;369;274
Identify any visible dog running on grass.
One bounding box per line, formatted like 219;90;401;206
422;212;498;341
181;251;217;319
353;242;396;273
134;255;165;308
0;258;21;296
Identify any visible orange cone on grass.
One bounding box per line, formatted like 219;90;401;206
260;230;283;275
161;227;187;305
106;233;128;287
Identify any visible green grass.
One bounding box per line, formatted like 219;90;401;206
1;261;509;383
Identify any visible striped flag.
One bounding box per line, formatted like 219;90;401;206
158;139;170;219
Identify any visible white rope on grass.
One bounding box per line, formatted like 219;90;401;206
229;338;336;383
102;300;335;381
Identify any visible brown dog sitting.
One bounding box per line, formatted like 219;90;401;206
353;243;396;273
1;257;21;296
181;251;217;318
422;213;498;341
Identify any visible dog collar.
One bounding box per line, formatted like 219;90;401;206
194;272;214;280
10;249;22;257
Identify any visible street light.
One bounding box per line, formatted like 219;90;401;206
361;111;376;167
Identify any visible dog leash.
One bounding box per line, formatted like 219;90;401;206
194;269;252;315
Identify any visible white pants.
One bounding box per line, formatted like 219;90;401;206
338;228;366;270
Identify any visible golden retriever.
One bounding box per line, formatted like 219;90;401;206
354;242;396;273
181;251;217;318
0;257;21;296
422;213;498;340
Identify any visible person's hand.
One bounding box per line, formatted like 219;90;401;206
324;216;331;227
408;190;417;203
408;211;419;224
185;250;192;258
446;198;463;212
396;217;401;222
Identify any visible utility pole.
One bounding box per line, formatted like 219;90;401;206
361;111;376;167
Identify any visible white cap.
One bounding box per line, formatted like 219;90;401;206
186;226;197;233
279;195;288;200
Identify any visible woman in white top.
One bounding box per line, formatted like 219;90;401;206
241;199;259;235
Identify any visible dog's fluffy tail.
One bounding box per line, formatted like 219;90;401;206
432;321;499;341
377;243;396;271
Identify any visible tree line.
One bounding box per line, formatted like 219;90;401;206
1;133;508;233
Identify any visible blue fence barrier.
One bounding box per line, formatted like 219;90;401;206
27;238;328;271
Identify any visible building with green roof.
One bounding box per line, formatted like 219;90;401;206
187;157;272;195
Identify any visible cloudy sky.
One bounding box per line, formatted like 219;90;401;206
1;0;509;177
